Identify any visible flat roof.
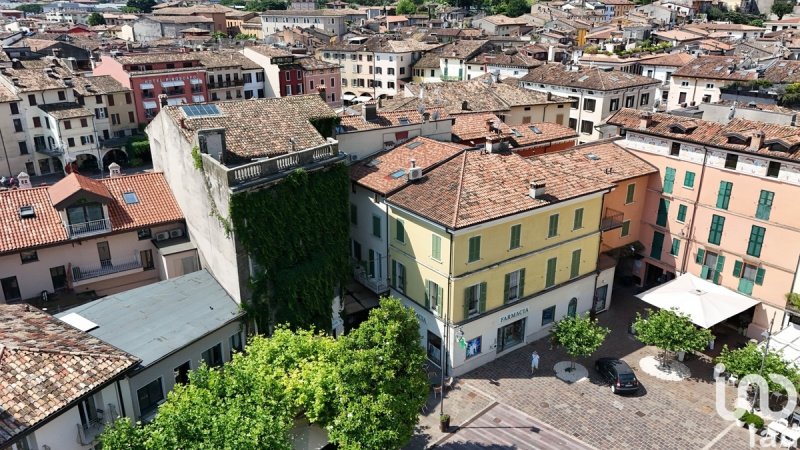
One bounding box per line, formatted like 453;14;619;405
57;270;242;368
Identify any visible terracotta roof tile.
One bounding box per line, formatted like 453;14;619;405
520;65;659;91
0;172;183;255
640;52;696;67
161;95;335;162
607;108;800;161
388;149;613;229
339;107;449;132
761;60;800;83
509;122;578;147
672;56;756;81
531;139;657;182
72;75;130;96
351;136;467;195
0;304;139;445
37;102;94;120
452;112;513;142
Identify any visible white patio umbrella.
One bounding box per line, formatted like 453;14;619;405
636;273;760;328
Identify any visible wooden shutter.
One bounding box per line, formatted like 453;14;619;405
519;268;526;298
732;260;743;278
700;265;709;279
463;287;470;319
424;280;430;308
713;255;725;285
390;260;396;288
755;268;766;286
402;264;407;292
479;282;487;313
503;273;510;303
696;248;705;264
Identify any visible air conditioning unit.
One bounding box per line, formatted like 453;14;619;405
169;228;184;238
155;231;170;241
407;167;422;181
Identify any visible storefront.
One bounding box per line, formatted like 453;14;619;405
497;317;526;353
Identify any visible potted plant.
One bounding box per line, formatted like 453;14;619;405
439;414;450;432
734;408;747;427
744;411;764;431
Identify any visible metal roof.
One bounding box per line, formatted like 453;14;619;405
56;270;242;367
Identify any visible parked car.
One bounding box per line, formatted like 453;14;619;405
595;358;640;394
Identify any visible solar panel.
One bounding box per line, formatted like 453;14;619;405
390;169;406;179
181;104;222;118
406;141;423;149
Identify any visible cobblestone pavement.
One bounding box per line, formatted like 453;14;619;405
410;285;763;450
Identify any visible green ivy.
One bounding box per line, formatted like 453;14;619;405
190;145;232;235
309;116;340;139
191;145;203;170
230;165;350;332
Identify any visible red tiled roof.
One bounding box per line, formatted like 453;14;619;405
0;304;139;445
47;173;112;208
532;139;657;183
451;112;512;143
350;136;467;195
0;172;184;255
671;56;756;81
339;107;449;132
510;122;578;147
388;149;613;229
606;108;800;161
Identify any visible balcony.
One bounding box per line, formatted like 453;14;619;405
600;207;624;230
77;404;118;445
35;145;64;157
354;266;389;294
207;80;244;89
72;256;143;284
66;218;111;239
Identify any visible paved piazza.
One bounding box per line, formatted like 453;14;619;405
410;286;764;450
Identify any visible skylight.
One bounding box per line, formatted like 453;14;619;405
529;126;542;134
511;128;523;137
398;117;411;125
181;104;222;118
406;141;423;149
366;158;382;167
19;205;34;218
578;75;590;82
586;152;600;160
123;192;139;204
390;169;406;179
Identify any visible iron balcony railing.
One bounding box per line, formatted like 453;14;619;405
600;207;625;230
66;218;111;238
77;404;118;445
72;257;142;282
354;266;389;294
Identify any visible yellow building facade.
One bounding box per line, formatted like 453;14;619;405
386;148;617;375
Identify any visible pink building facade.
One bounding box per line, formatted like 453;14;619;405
280;57;343;108
94;55;208;123
607;109;800;338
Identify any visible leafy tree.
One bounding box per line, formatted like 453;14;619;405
235;32;258;40
246;0;288;10
212;31;228;40
88;12;106;26
780;82;800;106
120;6;140;13
551;314;610;371
15;4;43;14
325;299;428;449
505;0;529;17
396;0;417;14
706;6;725;21
126;0;156;13
633;308;714;368
101;298;428;450
749;18;764;27
716;343;800;394
772;0;793;20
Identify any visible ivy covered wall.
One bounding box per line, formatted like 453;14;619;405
230;165;350;332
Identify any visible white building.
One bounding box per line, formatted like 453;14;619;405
241;45;293;99
666;56;756;110
638;52;696;105
519;65;659;142
260;9;350;37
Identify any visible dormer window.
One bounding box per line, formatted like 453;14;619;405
727;136;749;145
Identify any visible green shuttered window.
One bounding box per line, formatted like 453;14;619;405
663;167;676;194
708;215;725;245
716;181;732;210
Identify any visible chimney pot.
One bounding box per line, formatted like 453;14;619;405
529;179;546;199
639;112;652;130
108;162;121;178
17;172;31;189
749;131;765;151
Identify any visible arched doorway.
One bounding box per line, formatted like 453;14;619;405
74;153;100;174
102;149;128;168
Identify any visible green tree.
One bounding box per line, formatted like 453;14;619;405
780;82;800;106
235;32;258;40
396;0;417;14
551;314;610;371
212;30;228;40
633;308;714;368
772;0;793;20
706;6;725;21
101;298;427;450
716;343;800;394
324;298;429;450
15;4;43;13
506;0;529;17
120;6;140;13
87;12;106;26
126;0;156;13
246;0;288;10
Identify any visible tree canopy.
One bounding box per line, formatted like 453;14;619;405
505;0;529;17
633;308;714;367
220;0;289;11
88;12;106;26
772;0;793;20
101;298;428;450
716;343;800;394
396;0;418;15
551;313;609;370
126;0;156;13
15;4;43;13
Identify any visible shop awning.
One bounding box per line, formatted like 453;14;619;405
160;80;185;88
143;101;158;109
139;82;154;90
353;95;372;103
636;273;759;328
766;323;800;366
192;95;205;103
167;98;184;106
342;94;356;101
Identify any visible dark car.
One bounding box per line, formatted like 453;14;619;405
595;358;640;394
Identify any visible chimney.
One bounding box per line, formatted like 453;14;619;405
362;101;377;121
461;100;469;111
62;77;72;87
639;112;652;130
529;179;546;199
17;172;31;189
749;131;764;151
547;45;555;62
547;92;552;101
485;135;502;153
108;162;121;178
158;94;168;107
